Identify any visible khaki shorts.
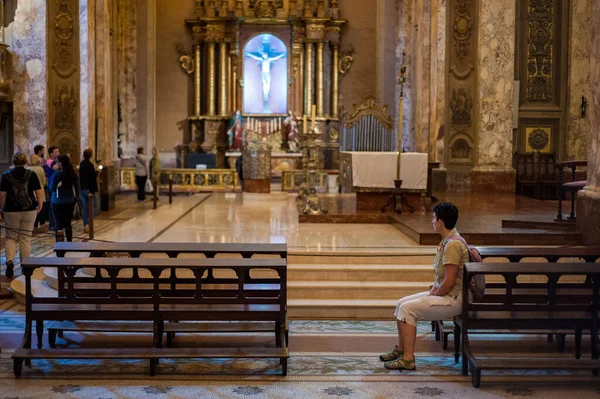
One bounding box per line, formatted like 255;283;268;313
394;291;462;327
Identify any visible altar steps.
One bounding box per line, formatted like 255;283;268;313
12;250;438;319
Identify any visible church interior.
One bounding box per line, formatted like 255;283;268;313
0;0;600;397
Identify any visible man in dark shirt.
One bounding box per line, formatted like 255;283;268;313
79;149;99;232
0;152;43;278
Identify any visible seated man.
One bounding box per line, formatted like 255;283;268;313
380;202;469;370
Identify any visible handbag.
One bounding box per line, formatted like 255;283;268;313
145;178;154;194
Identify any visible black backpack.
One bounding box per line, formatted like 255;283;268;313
4;170;33;211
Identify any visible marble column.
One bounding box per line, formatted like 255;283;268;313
80;0;90;152
94;0;113;165
470;0;516;193
414;0;431;155
10;0;47;154
395;0;415;152
576;1;600;245
566;0;591;161
116;0;137;157
430;0;445;165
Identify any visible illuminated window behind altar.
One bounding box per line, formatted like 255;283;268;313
243;34;288;115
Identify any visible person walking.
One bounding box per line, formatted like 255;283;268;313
45;146;60;231
0;152;43;278
79;149;99;233
133;147;149;202
50;155;80;242
150;147;161;198
27;154;47;228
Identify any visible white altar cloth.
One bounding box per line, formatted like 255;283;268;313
344;152;428;190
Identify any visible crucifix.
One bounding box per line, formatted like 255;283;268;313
245;35;287;112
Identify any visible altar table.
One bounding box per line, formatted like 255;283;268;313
339;152;428;211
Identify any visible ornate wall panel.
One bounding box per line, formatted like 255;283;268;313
47;0;80;163
444;0;477;171
516;0;569;159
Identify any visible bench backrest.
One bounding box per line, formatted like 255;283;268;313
463;262;599;314
21;257;287;321
54;242;288;259
476;247;600;263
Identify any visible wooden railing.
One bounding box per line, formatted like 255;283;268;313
281;170;338;192
120;168;239;192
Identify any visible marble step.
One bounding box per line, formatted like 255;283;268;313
288;251;436;265
288;280;430;300
288;299;398;319
288;264;435;281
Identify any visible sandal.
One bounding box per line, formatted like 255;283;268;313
384;357;416;370
379;345;404;361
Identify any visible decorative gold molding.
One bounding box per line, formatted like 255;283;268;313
526;0;553;102
254;0;277;18
339;45;355;76
453;0;473;62
345;96;393;130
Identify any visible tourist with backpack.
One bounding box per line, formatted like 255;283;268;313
379;202;473;370
50;155;80;242
0;152;44;278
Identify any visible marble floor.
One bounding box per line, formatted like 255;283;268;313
154;192;421;251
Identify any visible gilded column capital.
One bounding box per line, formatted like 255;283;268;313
206;22;226;42
192;26;207;44
305;21;327;42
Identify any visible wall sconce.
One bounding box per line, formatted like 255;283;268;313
581;96;587;118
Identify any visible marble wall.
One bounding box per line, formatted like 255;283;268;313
471;0;515;192
566;0;591;161
10;0;46;154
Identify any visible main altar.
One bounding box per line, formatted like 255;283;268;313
176;0;346;178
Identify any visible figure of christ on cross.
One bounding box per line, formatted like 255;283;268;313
245;48;286;111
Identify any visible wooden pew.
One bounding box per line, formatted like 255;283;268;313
457;262;600;388
434;246;600;351
12;256;288;377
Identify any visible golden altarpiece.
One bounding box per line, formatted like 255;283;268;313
178;0;346;173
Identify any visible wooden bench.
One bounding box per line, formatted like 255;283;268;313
433;246;600;351
456;262;600;387
13;256;288;377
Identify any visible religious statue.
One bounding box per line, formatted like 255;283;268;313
227;110;244;151
245;35;286;112
283;111;299;152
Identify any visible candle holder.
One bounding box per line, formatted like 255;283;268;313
297;131;309;200
302;128;328;215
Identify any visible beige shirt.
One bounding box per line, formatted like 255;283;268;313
433;228;469;299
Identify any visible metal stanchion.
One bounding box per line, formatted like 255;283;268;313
169;176;173;204
87;193;94;240
153;182;158;210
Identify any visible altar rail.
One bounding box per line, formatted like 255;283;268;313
120;168;239;192
281;170;337;193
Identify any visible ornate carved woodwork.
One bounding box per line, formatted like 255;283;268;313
450;87;472;126
47;0;80;164
526;0;553;102
453;0;473;62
